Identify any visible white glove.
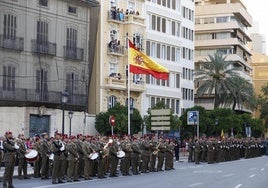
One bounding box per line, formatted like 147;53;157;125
14;143;20;149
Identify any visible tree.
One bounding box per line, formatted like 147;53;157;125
257;82;268;128
95;103;143;135
194;53;240;108
223;77;256;111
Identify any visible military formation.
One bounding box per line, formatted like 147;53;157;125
187;137;266;165
0;131;176;187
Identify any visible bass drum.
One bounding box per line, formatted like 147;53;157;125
117;150;125;158
89;152;99;160
25;150;38;163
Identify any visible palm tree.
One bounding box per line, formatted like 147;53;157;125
194;53;239;108
223;77;256;111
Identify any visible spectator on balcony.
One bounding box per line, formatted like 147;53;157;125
135;11;140;16
125;9;129;15
115;73;122;80
108;39;116;52
111;6;116;19
119;9;124;21
109;73;117;77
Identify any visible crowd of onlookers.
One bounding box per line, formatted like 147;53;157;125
109;7;140;22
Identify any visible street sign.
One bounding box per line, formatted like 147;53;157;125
187;111;199;125
109;115;115;127
150;109;171;131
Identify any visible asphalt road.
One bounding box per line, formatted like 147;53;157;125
6;156;268;188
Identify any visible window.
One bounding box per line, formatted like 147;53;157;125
109;61;118;76
133;33;143;50
162;18;166;33
156;44;161;58
68;6;77;14
128;1;135;12
110;0;117;8
39;0;48;7
146;41;150;56
125;97;134;107
36;69;48;93
66;27;77;48
152;15;156;30
66;72;79;96
167;46;170;60
157;17;161;32
3;65;15;91
108;95;117;109
175;73;180;88
151;96;155;107
175;100;180;114
171;21;175;35
3;14;16;39
37;20;48;43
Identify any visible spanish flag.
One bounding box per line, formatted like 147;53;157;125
128;40;169;80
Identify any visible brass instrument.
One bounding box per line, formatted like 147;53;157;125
152;142;161;155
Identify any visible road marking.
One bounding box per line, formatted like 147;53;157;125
261;168;265;171
234;184;242;188
188;182;203;187
223;173;234;177
249;167;257;171
249;174;255;178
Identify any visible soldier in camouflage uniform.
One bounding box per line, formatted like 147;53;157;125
66;136;79;182
40;132;51;179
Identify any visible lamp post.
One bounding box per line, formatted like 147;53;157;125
68;111;74;136
61;91;69;135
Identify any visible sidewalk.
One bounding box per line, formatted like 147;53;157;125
0;164;34;179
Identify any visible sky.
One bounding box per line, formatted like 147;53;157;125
242;0;268;54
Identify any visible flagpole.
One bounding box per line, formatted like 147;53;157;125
127;37;131;135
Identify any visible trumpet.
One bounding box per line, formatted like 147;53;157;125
152;142;161;155
104;139;113;149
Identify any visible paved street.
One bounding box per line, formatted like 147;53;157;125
1;156;268;188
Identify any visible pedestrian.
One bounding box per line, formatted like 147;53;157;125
3;131;19;188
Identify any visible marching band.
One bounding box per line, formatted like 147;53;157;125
0;130;266;188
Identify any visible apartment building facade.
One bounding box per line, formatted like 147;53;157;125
143;0;195;117
91;0;146;118
195;0;253;111
0;0;99;136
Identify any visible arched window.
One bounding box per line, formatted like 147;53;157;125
108;95;117;109
125;97;134;108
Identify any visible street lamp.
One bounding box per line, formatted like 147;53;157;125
68;111;74;136
61;91;69;135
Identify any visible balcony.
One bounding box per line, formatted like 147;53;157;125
107;10;124;23
0;35;24;51
0;87;87;109
105;76;145;93
124;14;145;26
31;40;56;56
64;46;84;61
107;43;125;56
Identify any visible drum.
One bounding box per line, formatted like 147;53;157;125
49;153;54;160
117;150;125;158
89;152;99;160
25;149;38;163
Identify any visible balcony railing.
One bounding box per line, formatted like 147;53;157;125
0;87;87;107
0;35;24;51
63;46;84;61
107;44;125;56
31;40;56;56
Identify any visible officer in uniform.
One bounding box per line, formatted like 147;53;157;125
40;132;51;179
140;136;151;173
121;136;132;176
32;136;42;178
3;131;18;188
165;139;175;170
51;132;65;184
66;136;79;182
131;137;141;175
156;137;166;171
16;134;30;179
109;138;119;177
